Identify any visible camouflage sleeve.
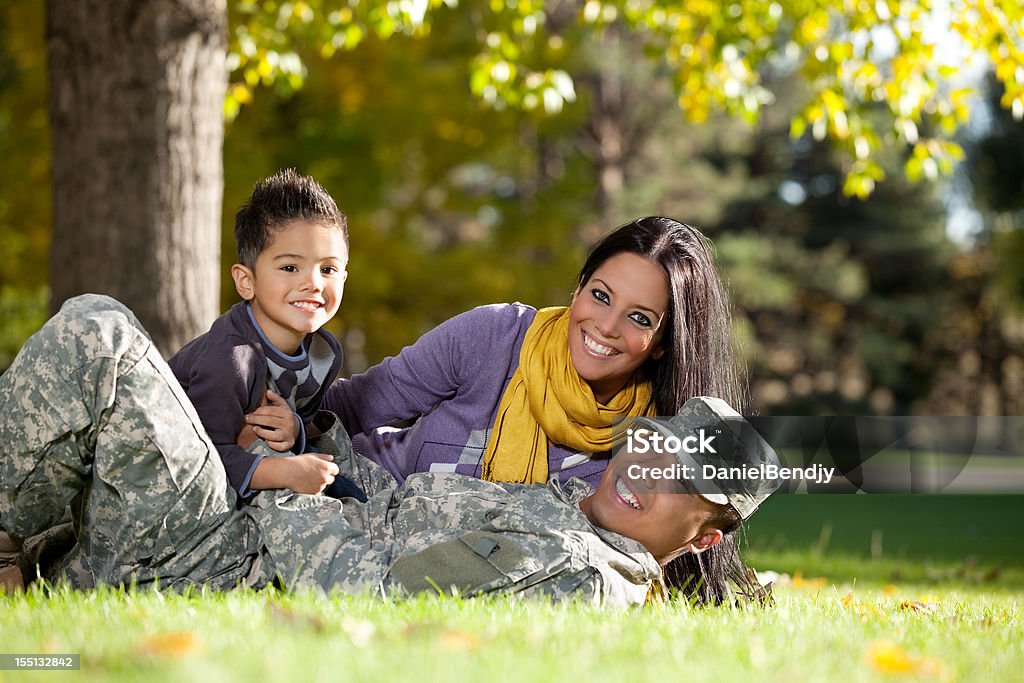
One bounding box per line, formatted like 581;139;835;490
305;411;397;495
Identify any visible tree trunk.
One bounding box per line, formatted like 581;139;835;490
45;0;226;356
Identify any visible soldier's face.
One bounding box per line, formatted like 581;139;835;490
580;448;724;565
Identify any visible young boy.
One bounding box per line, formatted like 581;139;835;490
169;169;359;501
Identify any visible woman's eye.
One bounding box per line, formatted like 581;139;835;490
630;312;652;327
591;288;610;304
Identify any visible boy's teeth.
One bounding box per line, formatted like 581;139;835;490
615;478;640;510
584;332;618;356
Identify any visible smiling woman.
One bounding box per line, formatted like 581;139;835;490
321;216;754;603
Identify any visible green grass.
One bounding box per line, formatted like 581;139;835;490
747;495;1024;564
0;585;1020;682
1;495;1021;682
744;494;1024;586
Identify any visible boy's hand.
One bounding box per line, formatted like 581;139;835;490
244;390;301;452
250;453;339;494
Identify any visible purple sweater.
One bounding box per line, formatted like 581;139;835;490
322;303;610;487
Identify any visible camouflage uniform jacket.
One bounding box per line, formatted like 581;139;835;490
250;423;662;605
1;294;661;606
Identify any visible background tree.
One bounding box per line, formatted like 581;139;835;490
45;0;227;355
923;72;1024;416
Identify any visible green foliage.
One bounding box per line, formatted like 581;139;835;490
964;73;1024;312
0;1;50;370
227;0;1024;197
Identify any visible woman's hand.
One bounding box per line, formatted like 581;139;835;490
242;390;301;452
250;453;339;494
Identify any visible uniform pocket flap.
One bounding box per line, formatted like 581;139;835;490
389;531;542;596
460;531;542;581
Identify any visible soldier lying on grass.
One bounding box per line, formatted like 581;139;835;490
0;295;779;606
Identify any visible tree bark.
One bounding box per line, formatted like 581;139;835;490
46;0;227;356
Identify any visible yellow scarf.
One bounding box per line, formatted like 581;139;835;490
480;306;654;483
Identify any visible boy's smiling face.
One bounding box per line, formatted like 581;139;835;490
231;220;348;354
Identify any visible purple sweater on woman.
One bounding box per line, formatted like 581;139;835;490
322;303;610;487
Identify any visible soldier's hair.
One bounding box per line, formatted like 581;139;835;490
661;505;767;606
235;168;348;268
574;217;746;415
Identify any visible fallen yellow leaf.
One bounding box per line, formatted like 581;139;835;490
864;640;947;678
437;629;480;651
840;593;888;621
137;632;202;658
791;571;827;589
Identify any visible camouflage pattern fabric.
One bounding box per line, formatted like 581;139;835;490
0;295;262;590
247;412;659;603
0;295;660;605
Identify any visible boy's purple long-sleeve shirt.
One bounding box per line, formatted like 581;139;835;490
322;303;609;487
169;302;343;496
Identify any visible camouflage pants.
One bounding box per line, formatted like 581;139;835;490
0;295;261;589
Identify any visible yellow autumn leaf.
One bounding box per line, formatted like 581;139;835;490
791;571;827;589
840;591;888;621
864;641;948;679
437;629;480;651
256;55;274;79
137;632;202;658
230;84;252;105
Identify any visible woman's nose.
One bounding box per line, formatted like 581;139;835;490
595;309;619;338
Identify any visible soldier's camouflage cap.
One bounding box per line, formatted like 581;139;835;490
631;396;782;520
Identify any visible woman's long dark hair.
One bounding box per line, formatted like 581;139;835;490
575;217;747;415
661;506;767;606
578;217;760;604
